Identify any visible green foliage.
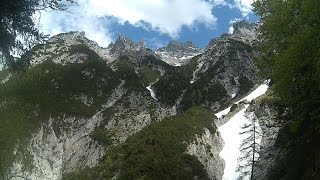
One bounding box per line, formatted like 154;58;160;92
138;66;161;85
253;0;320;178
0;70;10;80
253;0;320;122
181;82;227;111
90;126;114;146
152;56;200;107
238;76;254;95
0;0;74;68
114;56;147;93
136;55;172;85
63;106;216;180
153;68;190;106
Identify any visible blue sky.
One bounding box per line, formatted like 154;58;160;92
38;0;259;49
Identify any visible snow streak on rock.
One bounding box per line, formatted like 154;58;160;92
146;86;157;100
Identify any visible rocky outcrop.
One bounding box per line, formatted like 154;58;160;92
187;128;224;180
109;34;147;58
108;34;157;66
153;21;259;112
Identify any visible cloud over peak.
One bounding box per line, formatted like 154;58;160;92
38;0;256;48
39;0;217;46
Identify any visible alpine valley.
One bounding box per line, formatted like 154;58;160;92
0;21;297;180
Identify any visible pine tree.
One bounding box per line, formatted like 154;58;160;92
253;1;320;178
236;112;262;180
0;0;74;69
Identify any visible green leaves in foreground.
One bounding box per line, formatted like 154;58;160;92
63;106;216;180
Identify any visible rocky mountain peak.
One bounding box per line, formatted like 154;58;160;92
28;31;114;67
156;40;203;66
232;20;256;35
207;21;257;50
110;34;146;56
48;31;87;44
161;40;199;52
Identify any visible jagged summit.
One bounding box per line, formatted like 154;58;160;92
156;40;203;66
29;31;113;67
48;31;86;44
109;34;146;57
232;20;256;35
207;20;257;49
162;40;198;52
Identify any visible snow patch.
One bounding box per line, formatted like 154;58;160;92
237;80;269;103
215;107;231;119
217;81;269;180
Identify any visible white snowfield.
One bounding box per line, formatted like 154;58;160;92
216;81;269;180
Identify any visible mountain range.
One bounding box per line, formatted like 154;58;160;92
0;21;282;180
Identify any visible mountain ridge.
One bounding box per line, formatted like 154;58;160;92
0;20;262;180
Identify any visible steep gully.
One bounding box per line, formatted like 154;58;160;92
216;81;269;180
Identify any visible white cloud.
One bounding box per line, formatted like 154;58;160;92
233;0;253;17
208;0;228;6
38;8;113;47
38;0;217;46
82;0;216;37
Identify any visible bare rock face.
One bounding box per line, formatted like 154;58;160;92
109;34;146;57
108;34;157;66
187;128;224;180
9;114;106;180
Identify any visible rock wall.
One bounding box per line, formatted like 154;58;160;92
9;114;105;180
187;128;224;180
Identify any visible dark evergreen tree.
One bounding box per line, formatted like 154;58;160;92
253;0;320;178
236;112;262;180
0;0;74;69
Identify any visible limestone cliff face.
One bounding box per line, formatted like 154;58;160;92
10;115;106;180
187;128;224;180
2;33;176;179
